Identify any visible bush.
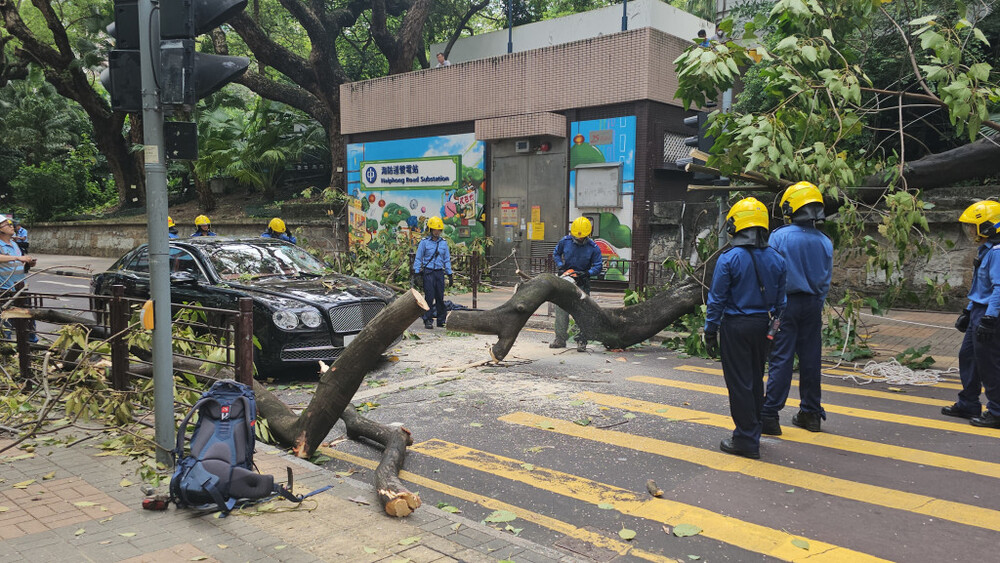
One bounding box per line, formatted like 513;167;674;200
11;139;110;221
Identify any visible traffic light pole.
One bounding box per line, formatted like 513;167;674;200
138;0;175;466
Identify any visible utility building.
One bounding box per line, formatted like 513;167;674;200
340;0;717;286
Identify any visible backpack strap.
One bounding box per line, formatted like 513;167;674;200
173;397;210;464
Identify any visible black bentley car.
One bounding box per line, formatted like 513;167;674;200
91;238;396;372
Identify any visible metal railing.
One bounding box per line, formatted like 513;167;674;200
5;283;254;390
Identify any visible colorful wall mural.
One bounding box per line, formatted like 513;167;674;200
346;133;486;249
569;116;635;281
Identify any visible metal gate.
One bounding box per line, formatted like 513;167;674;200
490;140;567;282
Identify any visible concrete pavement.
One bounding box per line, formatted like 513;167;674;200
1;253;969;562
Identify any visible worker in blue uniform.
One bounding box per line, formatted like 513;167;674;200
761;182;834;435
945;200;1000;427
412;217;453;329
704;197;786;459
167;216;179;239
192;215;216;237
551;217;604;352
261;218;297;243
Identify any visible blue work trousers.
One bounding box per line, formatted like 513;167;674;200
956;304;987;413
764;293;825;417
720;313;770;452
422;269;447;325
974;308;1000;416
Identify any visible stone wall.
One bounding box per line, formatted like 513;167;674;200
647;186;1000;311
30;217;345;258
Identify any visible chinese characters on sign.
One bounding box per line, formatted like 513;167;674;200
360;156;460;190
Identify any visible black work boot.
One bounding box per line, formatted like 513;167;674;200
549;339;566;349
761;416;782;436
970;412;1000;428
792;411;821;432
941;403;980;419
423;319;433;329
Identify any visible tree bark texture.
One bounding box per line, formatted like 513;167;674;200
252;288;427;455
446;269;714;361
863;137;1000;190
340;407;421;517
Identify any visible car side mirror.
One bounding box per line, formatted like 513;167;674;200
170;271;199;286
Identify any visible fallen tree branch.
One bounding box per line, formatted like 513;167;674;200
340;406;420;517
446;263;715;361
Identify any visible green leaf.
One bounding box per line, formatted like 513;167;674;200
775;36;799;51
801;45;817;63
469;423;482;428
909;14;939;26
792;538;810;550
673;523;703;537
363;547;378;554
821;28;834;44
505;524;523;536
973;28;989;46
520;463;535;471
397;536;421;546
483;510;517;523
569;400;586;406
574;418;591;426
597;503;615;510
618;528;637;540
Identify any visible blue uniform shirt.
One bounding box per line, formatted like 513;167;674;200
705;246;787;333
966;242;995;308
0;238;24;290
168;231;179;239
553;235;603;277
976;245;1000;317
191;230;216;237
769;224;833;300
262;232;297;244
14;226;27;242
413;237;452;274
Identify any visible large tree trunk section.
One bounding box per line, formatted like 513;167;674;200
864;137;1000;190
340;407;421;517
250;289;427;515
446;268;713;361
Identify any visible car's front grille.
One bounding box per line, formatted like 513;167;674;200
328;301;386;333
279;339;343;361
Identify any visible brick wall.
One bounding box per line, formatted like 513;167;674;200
341;27;692;135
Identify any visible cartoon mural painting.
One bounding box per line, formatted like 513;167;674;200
569;116;636;281
346;134;486;249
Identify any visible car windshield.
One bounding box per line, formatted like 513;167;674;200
204;242;327;281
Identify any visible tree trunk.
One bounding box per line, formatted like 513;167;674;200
864;137;1000;190
446;268;714;361
250;289;428;514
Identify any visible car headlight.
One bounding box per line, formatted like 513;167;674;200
272;310;299;330
300;309;323;328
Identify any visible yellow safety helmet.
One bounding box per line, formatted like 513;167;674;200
167;216;175;227
195;214;211;226
726;197;769;236
570;216;593;238
959;200;1000;241
268;217;287;233
427;216;444;230
779;181;824;219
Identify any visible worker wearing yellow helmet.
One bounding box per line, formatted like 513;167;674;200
167;216;179;239
704;197;786;459
412;216;453;330
762;182;833;436
262;217;297;244
191;214;216;237
943;200;1000;428
551;217;604;352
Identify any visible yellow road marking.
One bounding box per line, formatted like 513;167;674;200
316;447;674;563
631;375;997;438
501;412;1000;532
677;364;961;391
673;365;952;407
581;391;1000;479
410;439;889;563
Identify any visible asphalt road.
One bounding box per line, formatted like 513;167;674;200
21;268;97;341
301;325;1000;563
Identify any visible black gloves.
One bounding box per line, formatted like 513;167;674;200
577;271;590;281
410;271;420;289
704;331;719;358
977;316;996;344
955;310;971;333
447;274;454;287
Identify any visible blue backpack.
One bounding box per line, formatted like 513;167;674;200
169;380;328;514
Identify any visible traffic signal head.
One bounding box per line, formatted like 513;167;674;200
161;0;249;39
159;0;250;107
102;0;143;112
